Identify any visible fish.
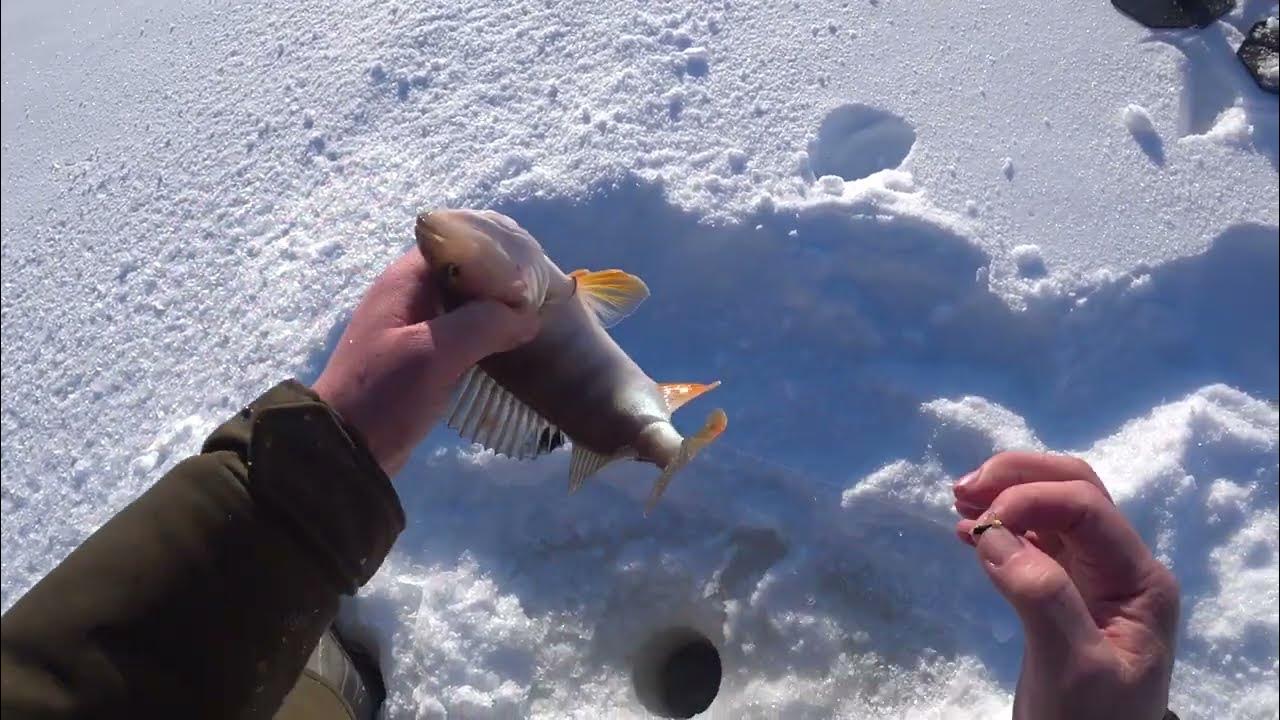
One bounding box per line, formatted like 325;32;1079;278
415;208;727;514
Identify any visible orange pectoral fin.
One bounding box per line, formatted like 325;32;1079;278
570;268;649;327
659;381;721;414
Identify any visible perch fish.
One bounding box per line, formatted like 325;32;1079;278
415;209;726;513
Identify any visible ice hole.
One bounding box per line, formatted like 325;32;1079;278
632;627;721;718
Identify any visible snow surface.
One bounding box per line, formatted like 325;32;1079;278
3;0;1278;718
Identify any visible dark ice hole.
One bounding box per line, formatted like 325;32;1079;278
633;628;721;718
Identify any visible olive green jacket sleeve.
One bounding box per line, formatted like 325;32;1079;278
0;380;405;720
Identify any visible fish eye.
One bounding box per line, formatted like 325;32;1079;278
444;263;461;280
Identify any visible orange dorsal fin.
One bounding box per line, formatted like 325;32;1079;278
659;381;721;414
570;268;649;327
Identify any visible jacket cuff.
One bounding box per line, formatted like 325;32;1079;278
203;379;406;594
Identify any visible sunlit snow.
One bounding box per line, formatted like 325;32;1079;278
3;0;1277;717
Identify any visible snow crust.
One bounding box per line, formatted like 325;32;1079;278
3;0;1278;717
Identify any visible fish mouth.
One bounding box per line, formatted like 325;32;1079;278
414;211;435;239
414;210;433;233
414;211;446;260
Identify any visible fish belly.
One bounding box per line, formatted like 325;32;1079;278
477;298;663;456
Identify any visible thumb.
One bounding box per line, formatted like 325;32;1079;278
422;299;539;378
974;524;1102;659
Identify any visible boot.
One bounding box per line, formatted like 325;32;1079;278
275;626;386;720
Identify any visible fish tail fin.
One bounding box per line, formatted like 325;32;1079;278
644;409;728;516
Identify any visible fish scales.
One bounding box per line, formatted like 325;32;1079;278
478;291;664;456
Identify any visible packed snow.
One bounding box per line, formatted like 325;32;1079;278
3;0;1277;718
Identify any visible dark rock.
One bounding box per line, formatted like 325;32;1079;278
1238;17;1279;94
1110;0;1234;28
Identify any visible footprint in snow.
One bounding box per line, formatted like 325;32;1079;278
807;103;916;182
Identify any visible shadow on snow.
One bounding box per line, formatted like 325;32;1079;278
306;174;1277;699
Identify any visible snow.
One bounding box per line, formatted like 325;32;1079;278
1123;103;1158;136
1009;244;1047;278
2;0;1278;718
1122;102;1168;164
1199;105;1256;147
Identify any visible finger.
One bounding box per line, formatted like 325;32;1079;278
954;451;1112;507
348;248;441;328
986;479;1153;594
416;300;539;379
955;498;985;519
957;523;1065;558
972;524;1102;658
384;249;441;325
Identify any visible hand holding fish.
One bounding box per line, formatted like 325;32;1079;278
313;248;540;475
952;452;1180;720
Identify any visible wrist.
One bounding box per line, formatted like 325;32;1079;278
310;372;347;423
310;374;397;475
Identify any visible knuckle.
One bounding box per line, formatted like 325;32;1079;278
981;450;1021;474
1056;454;1115;503
1149;563;1179;595
1060;455;1100;483
1069;478;1111;510
989;481;1044;519
1145;564;1182;624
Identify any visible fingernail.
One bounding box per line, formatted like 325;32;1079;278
976;526;1023;567
953;469;981;495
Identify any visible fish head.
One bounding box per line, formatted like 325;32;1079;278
415;209;542;310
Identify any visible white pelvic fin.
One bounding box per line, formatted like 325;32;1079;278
645;409;728;516
568;444;620;493
447;368;563;460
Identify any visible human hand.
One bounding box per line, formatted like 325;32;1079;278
952;452;1180;720
312;248;538;475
